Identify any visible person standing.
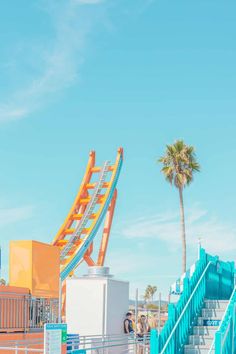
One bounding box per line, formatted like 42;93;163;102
124;312;134;334
137;315;149;338
137;315;149;354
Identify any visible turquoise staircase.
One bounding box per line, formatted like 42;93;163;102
184;299;228;353
150;248;236;353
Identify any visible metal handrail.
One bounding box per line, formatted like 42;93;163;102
70;333;150;343
0;348;43;353
67;333;150;353
0;333;150;353
0;292;30;297
218;286;236;331
160;261;212;353
0;340;43;345
208;285;236;353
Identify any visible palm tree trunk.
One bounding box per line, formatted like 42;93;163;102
178;187;186;273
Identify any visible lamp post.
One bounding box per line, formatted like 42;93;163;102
58;278;62;323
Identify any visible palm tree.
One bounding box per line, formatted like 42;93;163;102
143;286;151;304
0;278;6;286
149;285;157;303
159;140;200;273
144;285;157;303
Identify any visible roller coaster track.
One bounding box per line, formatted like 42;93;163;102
52;148;123;282
60;161;110;261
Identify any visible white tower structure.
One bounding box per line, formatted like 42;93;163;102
66;267;129;337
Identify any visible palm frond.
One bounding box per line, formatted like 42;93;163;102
158;140;200;189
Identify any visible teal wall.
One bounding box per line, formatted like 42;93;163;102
206;254;235;300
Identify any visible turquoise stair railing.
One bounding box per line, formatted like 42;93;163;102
208;285;236;354
150;248;235;354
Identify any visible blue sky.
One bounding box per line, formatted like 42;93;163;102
0;0;236;299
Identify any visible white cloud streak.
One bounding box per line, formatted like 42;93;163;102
76;0;104;4
119;205;236;256
0;205;34;227
108;205;236;298
0;0;105;123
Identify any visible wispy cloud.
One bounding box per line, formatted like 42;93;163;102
0;205;34;227
76;0;104;4
106;250;176;299
119;205;236;256
0;0;106;123
108;205;236;298
0;106;29;122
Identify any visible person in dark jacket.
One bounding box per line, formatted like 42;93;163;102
124;312;134;334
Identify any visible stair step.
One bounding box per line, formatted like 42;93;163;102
197;317;221;326
188;335;214;346
192;326;218;336
201;308;225;318
204;299;228;310
181;299;227;353
184;345;215;354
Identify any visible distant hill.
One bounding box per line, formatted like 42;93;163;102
129;299;168;306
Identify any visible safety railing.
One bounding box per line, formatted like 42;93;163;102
0;339;43;346
162;262;211;353
208;285;236;354
0;291;58;332
150;248;209;353
67;333;150;353
0;347;43;353
0;337;43;353
0;334;150;353
150;248;235;353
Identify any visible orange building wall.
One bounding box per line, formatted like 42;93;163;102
9;240;60;298
0;285;30;332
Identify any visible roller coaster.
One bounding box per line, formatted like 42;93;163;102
1;147;236;353
52;147;123;282
0;148;123;330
